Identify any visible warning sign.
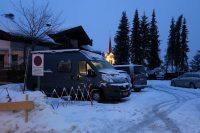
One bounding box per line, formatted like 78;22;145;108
32;54;44;76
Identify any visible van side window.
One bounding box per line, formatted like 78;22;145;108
57;60;71;73
79;61;92;76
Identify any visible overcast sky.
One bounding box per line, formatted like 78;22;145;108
0;0;199;61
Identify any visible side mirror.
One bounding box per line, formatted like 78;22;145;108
87;69;96;77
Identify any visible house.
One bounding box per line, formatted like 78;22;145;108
0;26;93;82
0;30;53;70
0;26;92;70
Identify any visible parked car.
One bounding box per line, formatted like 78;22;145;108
171;72;200;89
148;68;165;80
155;71;165;80
114;64;147;92
27;49;131;102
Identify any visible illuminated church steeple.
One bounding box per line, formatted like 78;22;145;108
105;36;115;64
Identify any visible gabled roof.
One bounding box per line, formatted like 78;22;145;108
0;29;59;47
0;26;92;48
0;30;11;40
49;26;92;46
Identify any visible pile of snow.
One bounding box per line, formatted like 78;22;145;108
0;84;67;133
0;83;161;133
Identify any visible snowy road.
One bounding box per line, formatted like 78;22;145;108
0;80;200;133
120;81;200;133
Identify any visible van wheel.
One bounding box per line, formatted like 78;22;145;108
190;83;196;89
91;90;104;102
134;88;141;92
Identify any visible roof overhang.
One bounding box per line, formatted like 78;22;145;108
49;26;92;46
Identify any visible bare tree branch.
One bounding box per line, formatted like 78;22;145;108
2;0;63;43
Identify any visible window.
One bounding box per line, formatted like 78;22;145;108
91;60;114;71
57;60;71;73
134;66;145;74
0;55;4;68
79;61;92;76
116;67;130;74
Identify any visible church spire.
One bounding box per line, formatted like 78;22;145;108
108;36;112;53
105;36;115;64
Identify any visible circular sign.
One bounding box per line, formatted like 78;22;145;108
34;56;42;66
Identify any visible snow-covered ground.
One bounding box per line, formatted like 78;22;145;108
0;80;200;133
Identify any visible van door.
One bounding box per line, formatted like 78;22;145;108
73;60;94;98
41;59;76;96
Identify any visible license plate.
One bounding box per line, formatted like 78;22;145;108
123;92;128;96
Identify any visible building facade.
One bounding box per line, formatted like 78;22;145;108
0;39;49;70
0;26;92;70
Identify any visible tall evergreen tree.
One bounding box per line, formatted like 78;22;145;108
148;10;161;70
190;50;200;71
180;18;189;72
140;13;150;66
174;15;183;71
114;11;130;64
130;9;143;64
165;18;176;72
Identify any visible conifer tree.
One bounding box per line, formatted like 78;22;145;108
190;50;200;71
130;10;143;64
140;13;150;66
114;11;130;64
180;18;189;72
148;10;161;69
174;15;183;71
165;18;176;72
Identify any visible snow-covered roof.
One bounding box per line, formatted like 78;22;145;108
10;32;57;44
114;64;143;67
41;35;56;43
81;45;102;54
80;50;104;61
31;49;80;54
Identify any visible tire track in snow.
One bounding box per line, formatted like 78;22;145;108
168;86;200;97
151;87;186;133
123;85;200;133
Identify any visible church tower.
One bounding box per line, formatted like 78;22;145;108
105;36;115;64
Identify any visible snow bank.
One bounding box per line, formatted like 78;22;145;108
0;84;67;133
0;83;159;133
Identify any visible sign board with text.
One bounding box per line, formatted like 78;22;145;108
32;54;44;76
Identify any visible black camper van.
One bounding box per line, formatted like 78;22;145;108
26;49;131;102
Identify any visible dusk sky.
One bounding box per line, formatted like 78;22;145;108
0;0;199;61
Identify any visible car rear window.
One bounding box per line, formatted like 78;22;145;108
134;66;145;74
182;73;200;78
115;67;130;74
